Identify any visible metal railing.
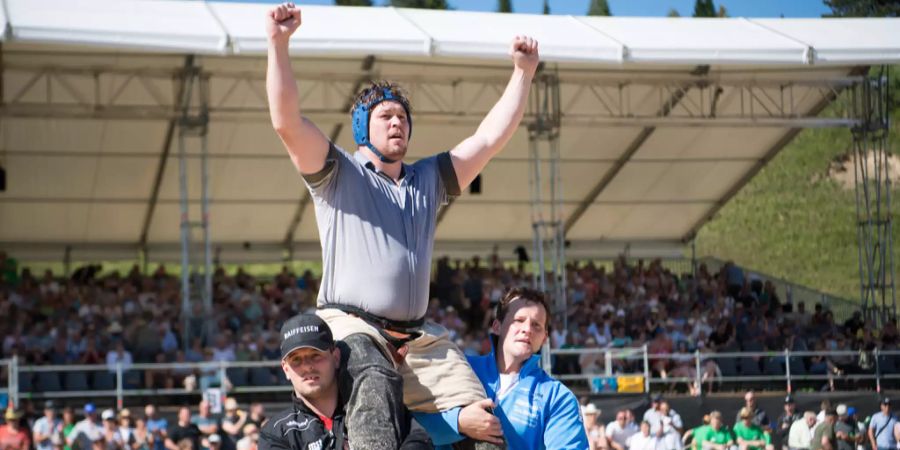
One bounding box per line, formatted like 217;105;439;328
8;358;291;408
6;348;898;404
548;346;900;394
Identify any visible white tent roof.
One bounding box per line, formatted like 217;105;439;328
1;0;898;262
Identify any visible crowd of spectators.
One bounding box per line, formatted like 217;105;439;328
1;250;898;394
579;391;899;450
0;398;265;450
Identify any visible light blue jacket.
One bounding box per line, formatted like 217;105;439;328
416;341;589;449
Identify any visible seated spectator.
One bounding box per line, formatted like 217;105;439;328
788;412;817;450
144;404;168;450
245;404;265;430
204;434;222;450
696;411;733;450
220;398;246;448
33;401;63;450
734;407;773;450
106;341;133;374
683;415;711;450
583;404;608;450
133;418;152;450
607;410;639;450
628;421;664;450
736;391;771;431
190;401;218;437
166;408;201;450
68;404;103;450
0;408;30;450
810;409;837;450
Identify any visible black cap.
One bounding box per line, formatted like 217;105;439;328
882;397;892;405
651;393;663;402
44;400;56;411
280;314;334;359
784;395;794;404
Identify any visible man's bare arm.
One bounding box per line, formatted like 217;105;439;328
266;2;329;175
449;35;539;190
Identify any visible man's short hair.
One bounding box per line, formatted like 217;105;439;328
495;287;552;330
351;80;411;116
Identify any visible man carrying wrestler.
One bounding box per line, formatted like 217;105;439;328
260;314;431;450
265;2;539;449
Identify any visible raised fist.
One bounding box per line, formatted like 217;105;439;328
510;35;539;76
266;2;302;44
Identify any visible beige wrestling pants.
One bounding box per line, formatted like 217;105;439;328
316;308;487;413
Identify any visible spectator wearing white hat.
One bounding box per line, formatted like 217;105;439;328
834;405;862;450
101;409;126;450
204;434;222;450
583;404;608;450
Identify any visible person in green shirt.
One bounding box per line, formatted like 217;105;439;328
684;415;711;450
698;411;735;450
61;407;76;450
811;409;838;450
735;407;774;450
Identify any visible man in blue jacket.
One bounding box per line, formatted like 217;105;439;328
426;287;589;449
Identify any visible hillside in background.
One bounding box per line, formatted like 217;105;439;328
696;67;900;301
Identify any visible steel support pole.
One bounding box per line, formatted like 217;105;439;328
200;76;213;316
178;124;192;352
10;356;18;409
694;350;702;397
643;345;650;393
785;349;792;393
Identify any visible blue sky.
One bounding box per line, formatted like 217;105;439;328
243;0;833;18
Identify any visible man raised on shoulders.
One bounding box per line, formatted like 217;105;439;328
266;2;539;449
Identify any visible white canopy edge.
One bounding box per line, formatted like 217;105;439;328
1;0;898;65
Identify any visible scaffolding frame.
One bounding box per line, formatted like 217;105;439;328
852;67;896;325
527;70;565;372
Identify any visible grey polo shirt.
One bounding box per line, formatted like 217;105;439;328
303;143;460;323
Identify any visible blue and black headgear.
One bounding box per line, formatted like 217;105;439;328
351;86;412;164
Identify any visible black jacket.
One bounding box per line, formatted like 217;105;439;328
259;394;345;450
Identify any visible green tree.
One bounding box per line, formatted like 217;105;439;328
335;0;372;5
824;0;900;17
667;8;681;17
390;0;449;9
717;4;729;16
587;0;611;16
497;0;512;13
543;0;550;14
693;0;716;17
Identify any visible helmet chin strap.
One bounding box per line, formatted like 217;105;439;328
364;141;398;164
